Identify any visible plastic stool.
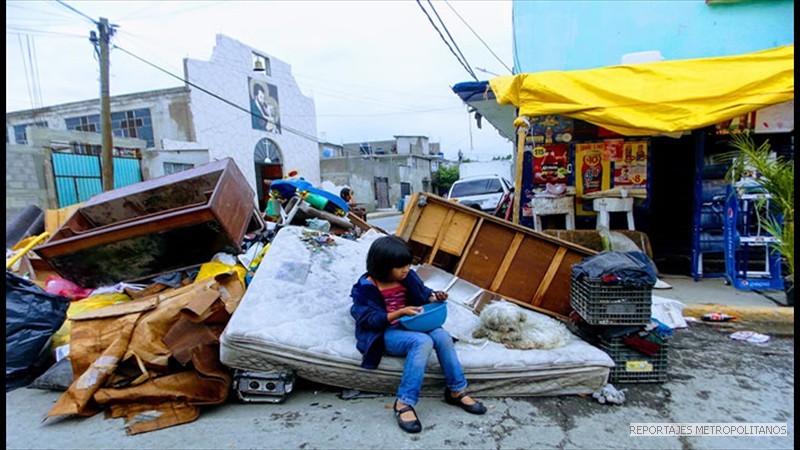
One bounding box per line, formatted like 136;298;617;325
531;196;575;232
593;197;635;230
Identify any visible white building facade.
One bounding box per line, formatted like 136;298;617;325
5;34;318;215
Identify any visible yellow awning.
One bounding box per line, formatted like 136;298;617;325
489;45;794;136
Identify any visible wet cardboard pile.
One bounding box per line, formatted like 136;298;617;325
6;159;381;435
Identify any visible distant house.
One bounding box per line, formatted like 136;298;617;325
319;135;444;211
5;34;318;219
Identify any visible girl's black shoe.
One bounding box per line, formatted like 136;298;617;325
393;399;422;433
444;388;487;415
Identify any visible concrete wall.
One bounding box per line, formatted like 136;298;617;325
186;34;319;204
5;128;147;224
6;144;49;224
5;87;197;181
513;0;794;72
342;140;395;155
320;154;435;211
395;136;429;155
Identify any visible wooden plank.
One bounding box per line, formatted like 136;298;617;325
532;247;567;306
45;209;60;236
408;201;449;247
489;232;524;291
438;211;477;256
454;217;483;275
457;222;516;288
427;209;455;264
535;251;585;316
400;194;597;321
396;193;423;241
45;204;82;236
496;238;557;303
347;211;388;235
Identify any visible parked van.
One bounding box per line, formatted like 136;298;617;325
446;174;513;213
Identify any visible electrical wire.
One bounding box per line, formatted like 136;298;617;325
416;0;477;82
17;35;35;112
54;0;98;25
426;0;477;81
30;35;44;110
443;0;512;74
113;44;321;143
5;26;88;39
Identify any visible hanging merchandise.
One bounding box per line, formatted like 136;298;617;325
614;140;649;188
575;142;611;215
533;144;572;186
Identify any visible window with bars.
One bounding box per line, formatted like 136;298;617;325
66;108;154;148
111;109;154;147
65;115;100;133
13;121;48;144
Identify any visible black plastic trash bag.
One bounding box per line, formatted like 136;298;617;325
6;272;70;392
572;251;658;287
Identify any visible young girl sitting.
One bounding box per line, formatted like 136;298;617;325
350;235;486;434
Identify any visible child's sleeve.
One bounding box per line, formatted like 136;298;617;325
408;270;434;303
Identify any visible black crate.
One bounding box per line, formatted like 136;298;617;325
599;335;669;383
570;273;652;325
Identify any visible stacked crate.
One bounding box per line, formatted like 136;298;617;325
570;272;668;383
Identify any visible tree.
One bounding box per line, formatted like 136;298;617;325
725;133;793;284
434;165;460;196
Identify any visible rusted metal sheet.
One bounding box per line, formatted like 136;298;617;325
396;193;597;321
35;158;259;288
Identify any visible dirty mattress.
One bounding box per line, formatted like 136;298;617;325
220;226;613;397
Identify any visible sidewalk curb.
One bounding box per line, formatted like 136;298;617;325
366;211;404;220
682;303;794;324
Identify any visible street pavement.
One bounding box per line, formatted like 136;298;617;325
6;212;794;449
6;322;793;449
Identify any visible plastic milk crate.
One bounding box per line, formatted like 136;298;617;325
599;334;669;383
570;273;652;325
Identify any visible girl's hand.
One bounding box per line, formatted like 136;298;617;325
401;306;423;317
429;291;448;302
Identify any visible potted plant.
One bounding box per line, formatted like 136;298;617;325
725;133;793;305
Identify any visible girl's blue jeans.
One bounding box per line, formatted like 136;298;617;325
384;326;468;406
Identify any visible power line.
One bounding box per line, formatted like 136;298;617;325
416;0;478;82
6;26;89;39
54;0;98;25
425;0;477;81
113;44;321;143
443;0;513;75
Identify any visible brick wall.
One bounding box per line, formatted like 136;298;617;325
5;145;49;225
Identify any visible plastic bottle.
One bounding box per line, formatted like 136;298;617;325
701;313;736;322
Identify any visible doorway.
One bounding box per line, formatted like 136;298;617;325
374;177;390;209
253;138;284;210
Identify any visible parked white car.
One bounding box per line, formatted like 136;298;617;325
447;174;514;213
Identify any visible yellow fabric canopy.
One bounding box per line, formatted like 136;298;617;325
489;45;794;136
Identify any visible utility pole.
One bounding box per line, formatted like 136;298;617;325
98;17;114;191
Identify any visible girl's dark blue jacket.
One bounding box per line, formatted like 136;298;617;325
350;269;433;369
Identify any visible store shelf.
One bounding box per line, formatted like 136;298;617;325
723;186;784;291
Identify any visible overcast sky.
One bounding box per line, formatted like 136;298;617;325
6;1;514;161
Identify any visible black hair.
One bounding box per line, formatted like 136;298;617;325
340;187;352;201
366;236;413;282
253;83;265;97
